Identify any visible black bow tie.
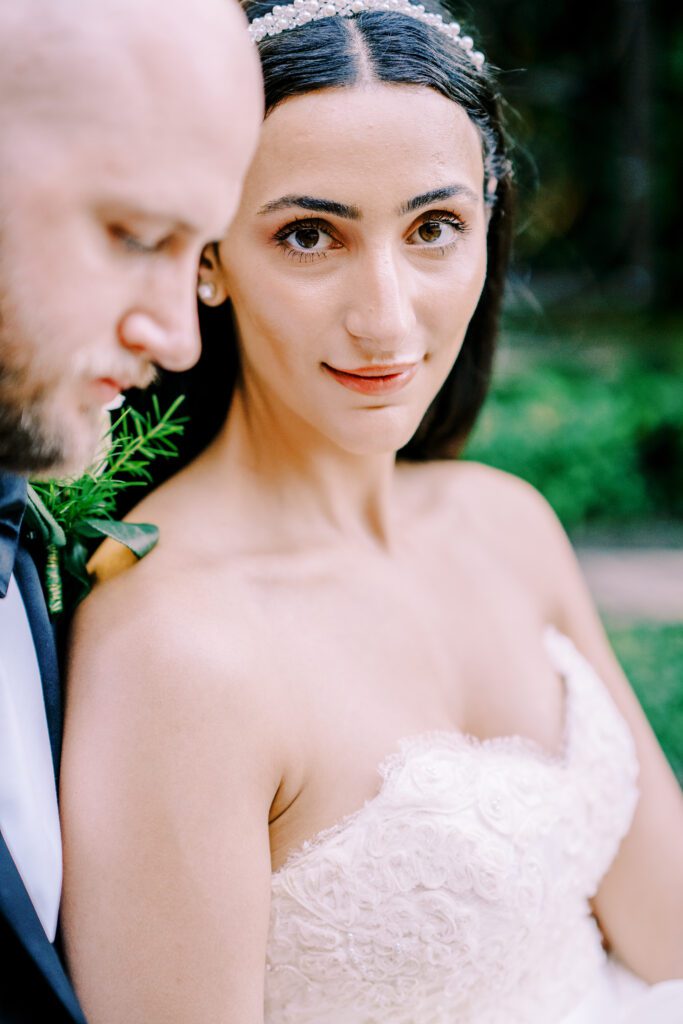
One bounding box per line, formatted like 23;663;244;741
0;472;28;598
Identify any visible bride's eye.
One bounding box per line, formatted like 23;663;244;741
273;218;342;261
291;227;324;250
406;213;466;250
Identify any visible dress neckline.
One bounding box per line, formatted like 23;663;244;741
272;624;579;879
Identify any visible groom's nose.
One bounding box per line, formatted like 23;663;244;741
118;264;203;373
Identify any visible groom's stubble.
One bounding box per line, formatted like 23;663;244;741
0;0;263;476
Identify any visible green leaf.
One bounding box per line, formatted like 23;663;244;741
25;486;67;547
26;397;185;616
62;540;92;591
79;518;159;559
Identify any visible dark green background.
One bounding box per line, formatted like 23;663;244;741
460;1;682;774
467;0;681;312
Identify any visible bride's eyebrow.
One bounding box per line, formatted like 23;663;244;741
257;183;479;220
398;184;480;215
257;195;361;219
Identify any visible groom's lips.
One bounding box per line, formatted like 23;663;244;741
91;377;128;405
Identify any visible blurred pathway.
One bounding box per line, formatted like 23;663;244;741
576;548;683;623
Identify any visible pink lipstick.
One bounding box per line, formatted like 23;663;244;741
323;362;419;395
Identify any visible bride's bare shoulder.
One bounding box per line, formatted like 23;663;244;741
69;548;249;689
65;545;286;794
86;458;214;586
455;460;558;524
404;458;562;536
68;469;263;713
403;459;579;616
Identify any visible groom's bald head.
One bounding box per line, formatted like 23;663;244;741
0;0;262;474
0;0;258;130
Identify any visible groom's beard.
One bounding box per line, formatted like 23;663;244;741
0;397;67;475
0;308;71;474
0;362;102;476
0;301;156;477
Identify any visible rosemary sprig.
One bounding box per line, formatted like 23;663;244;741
25;395;187;616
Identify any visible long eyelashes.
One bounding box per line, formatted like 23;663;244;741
271;211;468;264
282;248;329;264
272;217;338;262
410;211;467;242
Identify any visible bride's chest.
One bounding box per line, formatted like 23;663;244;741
266;684;640;1023
260;554;566;867
251;536;554;717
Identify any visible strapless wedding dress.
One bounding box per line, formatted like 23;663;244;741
265;628;683;1022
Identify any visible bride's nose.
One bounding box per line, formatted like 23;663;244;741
343;247;417;351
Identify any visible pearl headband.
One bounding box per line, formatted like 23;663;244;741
248;0;486;70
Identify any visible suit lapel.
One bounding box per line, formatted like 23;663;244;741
0;832;84;1021
13;546;63;778
0;546;84;1021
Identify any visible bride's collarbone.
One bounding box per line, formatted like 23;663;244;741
193;532;551;721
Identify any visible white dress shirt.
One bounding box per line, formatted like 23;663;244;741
0;572;62;941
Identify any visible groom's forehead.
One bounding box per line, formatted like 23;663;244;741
1;24;220;188
0;0;233;130
0;0;261;240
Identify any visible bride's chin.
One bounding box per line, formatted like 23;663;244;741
328;409;426;458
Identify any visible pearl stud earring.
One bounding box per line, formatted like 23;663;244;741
198;281;217;303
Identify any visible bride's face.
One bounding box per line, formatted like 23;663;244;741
215;82;488;455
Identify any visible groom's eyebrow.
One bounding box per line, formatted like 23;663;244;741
257;195;362;219
98;205;235;241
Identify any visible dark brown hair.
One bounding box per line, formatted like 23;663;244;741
130;1;515;494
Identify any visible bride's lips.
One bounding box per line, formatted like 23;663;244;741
323;362;420;395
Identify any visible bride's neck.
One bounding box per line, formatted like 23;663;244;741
205;388;399;550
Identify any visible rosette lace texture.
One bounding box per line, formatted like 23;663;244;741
265;627;641;1023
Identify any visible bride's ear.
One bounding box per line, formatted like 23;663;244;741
197;242;229;306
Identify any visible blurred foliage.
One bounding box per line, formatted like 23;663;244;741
460;0;683;311
608;622;683;783
464;315;683;530
458;0;683;518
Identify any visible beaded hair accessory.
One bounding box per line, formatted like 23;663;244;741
248;0;486;70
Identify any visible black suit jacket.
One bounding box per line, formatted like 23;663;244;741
0;546;86;1023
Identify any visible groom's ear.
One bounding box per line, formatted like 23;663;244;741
197;242;229;307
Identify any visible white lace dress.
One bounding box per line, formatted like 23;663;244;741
265;628;683;1022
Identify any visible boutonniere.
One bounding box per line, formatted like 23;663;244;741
24;395;186;617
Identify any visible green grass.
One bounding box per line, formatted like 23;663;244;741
463;316;683;532
607;622;683;784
